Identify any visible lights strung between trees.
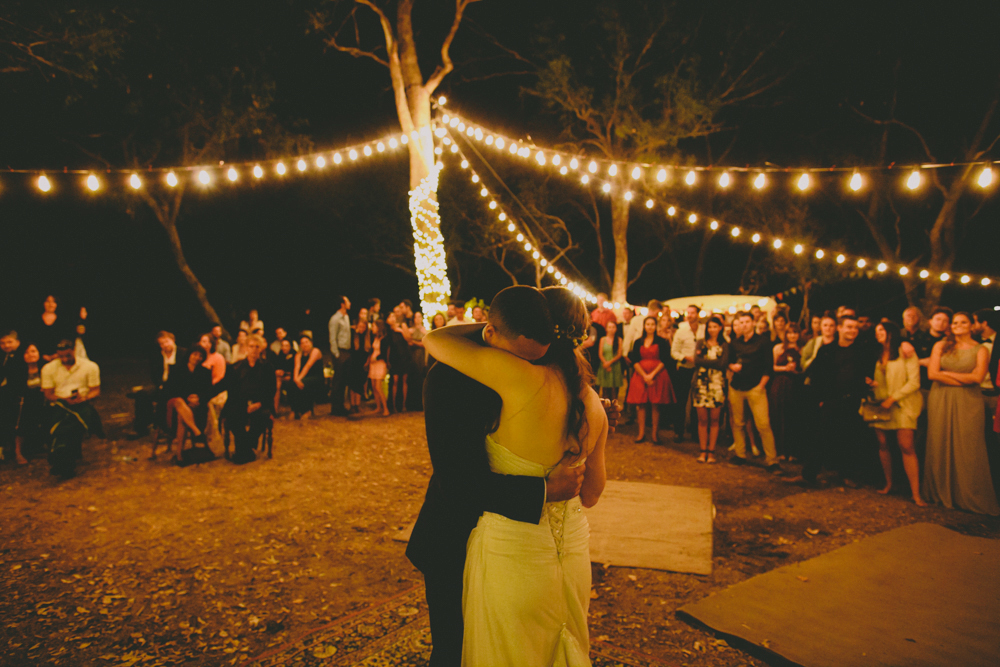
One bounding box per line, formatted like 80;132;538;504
227;168;238;182
253;165;263;179
198;170;211;185
276;162;287;175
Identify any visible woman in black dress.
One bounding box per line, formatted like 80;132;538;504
347;318;372;412
35;295;86;363
166;347;216;462
289;334;325;419
221;335;275;464
386;312;413;413
272;339;296;414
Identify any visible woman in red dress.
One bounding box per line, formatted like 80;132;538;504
626;316;676;443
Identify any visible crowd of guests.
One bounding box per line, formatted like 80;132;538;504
582;293;1000;515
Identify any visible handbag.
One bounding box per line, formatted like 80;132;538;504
859;398;892;423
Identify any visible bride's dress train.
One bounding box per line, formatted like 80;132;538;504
462;435;592;667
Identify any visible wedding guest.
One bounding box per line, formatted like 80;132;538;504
269;327;298;356
166;347;214;462
625;300;661;359
0;331;25;463
212;325;232;363
198;333;227;385
728;312;781;472
34;295;87;362
658;312;675;342
367;298;382;324
916;307;952;390
595;320;624;401
750;304;763;322
239;309;264;336
221;334;274;464
273;339;295;413
754;316;771;337
347;318;372;413
15;343;45;463
693;317;728;463
803;315;822;344
471;305;486;323
769;323;802;460
591;293;616;328
671;305;704;442
133;331;180;446
231;330;248;363
386;312;413;412
446;300;469;326
427;313;447;367
408;312;428;410
771;312;789;345
973;310;999;434
368;320;390;416
868;321;925;505
41;340;102;478
924;313;999;515
626;316;675;444
289;334;324;419
801;314;836;371
328;296;352;417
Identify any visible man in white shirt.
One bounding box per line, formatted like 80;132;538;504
42;339;102;478
446;300;469;326
670;305;705;442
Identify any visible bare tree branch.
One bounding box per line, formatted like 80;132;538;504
425;0;482;94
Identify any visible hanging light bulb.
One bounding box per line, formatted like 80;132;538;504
509;143;518;154
276;162;287;175
624;191;633;201
899;266;909;276
919;269;930;279
849;172;863;191
773;239;783;249
535;151;546;166
978;166;993;188
349;150;358;161
588;161;598;173
719;172;730;188
645;199;654;209
560;166;568;175
688;213;697;224
857;259;867;268
685;170;696;186
552;155;561;166
471;174;480;183
667;206;676;216
437;95;447;106
754;173;766;190
253;165;263;179
377;141;386;152
731;227;740;237
570;158;579;170
297;159;307;171
981;278;992;286
608;164;617;176
751;233;761;243
794;244;804;254
499;213;507;221
631;166;641;180
333;153;342;164
86;174;100;192
581;175;590;185
797;173;810;190
316;156;327;168
602;182;611;193
198;170;211;185
657;168;667;183
227;168;238;182
836;254;846;264
815;249;825;259
960;275;971;284
389;138;398;149
877;262;887;272
129;174;142;189
166;172;179;187
906;169;921;190
710;220;719;230
940;272;950;281
37;175;52;192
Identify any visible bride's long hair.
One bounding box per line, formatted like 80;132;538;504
539;287;594;453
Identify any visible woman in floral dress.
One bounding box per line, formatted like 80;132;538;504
693;317;728;463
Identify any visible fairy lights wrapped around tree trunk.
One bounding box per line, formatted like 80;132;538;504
408;163;450;316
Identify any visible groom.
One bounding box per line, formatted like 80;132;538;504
408;286;604;667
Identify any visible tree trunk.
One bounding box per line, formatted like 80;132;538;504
160;218;225;329
610;188;630;304
920;169;972;314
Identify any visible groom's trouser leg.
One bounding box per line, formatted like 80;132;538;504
423;567;464;667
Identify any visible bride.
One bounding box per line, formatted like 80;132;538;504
423;286;608;667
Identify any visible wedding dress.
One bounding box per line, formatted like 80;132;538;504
462;435;592;667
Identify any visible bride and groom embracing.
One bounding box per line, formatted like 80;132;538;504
407;285;613;667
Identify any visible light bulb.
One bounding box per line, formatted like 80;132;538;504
645;199;654;209
608;164;617;176
919;269;930;278
570;158;579;170
688;213;697;223
253;165;263;178
37;175;51;192
731;227;740;237
899;266;909;276
581;175;590;185
981;277;991;286
978;167;993;188
710;220;719;230
488;201;497;210
166;172;179;187
276;162;287;175
333;153;342;164
624;191;633;201
535;151;546;165
754;173;766;189
129;174;142;189
499;213;507;221
837;254;846;264
752;233;761;243
797;173;810;190
940;272;950;281
906;170;921;190
507;223;515;232
198;170;210;184
509;144;518;154
857;259;867;268
657;169;667;183
631;166;641;179
588;161;597;173
316;156;326;168
449;144;458;154
437;95;447;106
363;146;373;156
471;174;480;183
349;150;358;160
794;244;804;254
560;167;568;175
495;138;504;149
400;133;408;144
815;249;825;259
297;159;307;171
960;275;971;284
773;239;783;249
389;138;398;148
460;160;469;169
602;182;611;193
685;170;696;185
850;172;862;191
86;174;100;191
480;187;488;197
719;172;730;188
552;155;561;166
227;168;238;182
877;262;887;272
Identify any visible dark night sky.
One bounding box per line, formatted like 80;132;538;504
2;0;999;356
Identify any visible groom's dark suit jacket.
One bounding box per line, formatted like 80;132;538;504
407;331;546;576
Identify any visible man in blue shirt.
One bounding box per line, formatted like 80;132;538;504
328;296;352;417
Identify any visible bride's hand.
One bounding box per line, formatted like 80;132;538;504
545;453;586;502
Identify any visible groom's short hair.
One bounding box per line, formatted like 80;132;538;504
489;286;554;345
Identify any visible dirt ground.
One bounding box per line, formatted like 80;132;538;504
2;360;999;667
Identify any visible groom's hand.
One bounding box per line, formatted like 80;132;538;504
602;399;621;433
546;456;585;502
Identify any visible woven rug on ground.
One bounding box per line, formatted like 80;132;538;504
242;585;672;667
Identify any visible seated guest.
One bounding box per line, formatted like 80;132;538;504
220;334;275;464
1;330;26;463
212;325;232;363
197;333;228;450
41;340;103;479
15;343;45;464
230;329;248;363
133;331;180;447
269;327;298;356
166;347;216;463
273;339;296;413
198;333;227;385
240;309;265;336
289;334;324;419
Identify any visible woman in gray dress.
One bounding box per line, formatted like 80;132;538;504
924;312;999;515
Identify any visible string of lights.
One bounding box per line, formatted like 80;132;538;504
437;107;998;195
409;162;452;317
8;130;410;195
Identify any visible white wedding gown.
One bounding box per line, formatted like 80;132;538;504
462;435;592;667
